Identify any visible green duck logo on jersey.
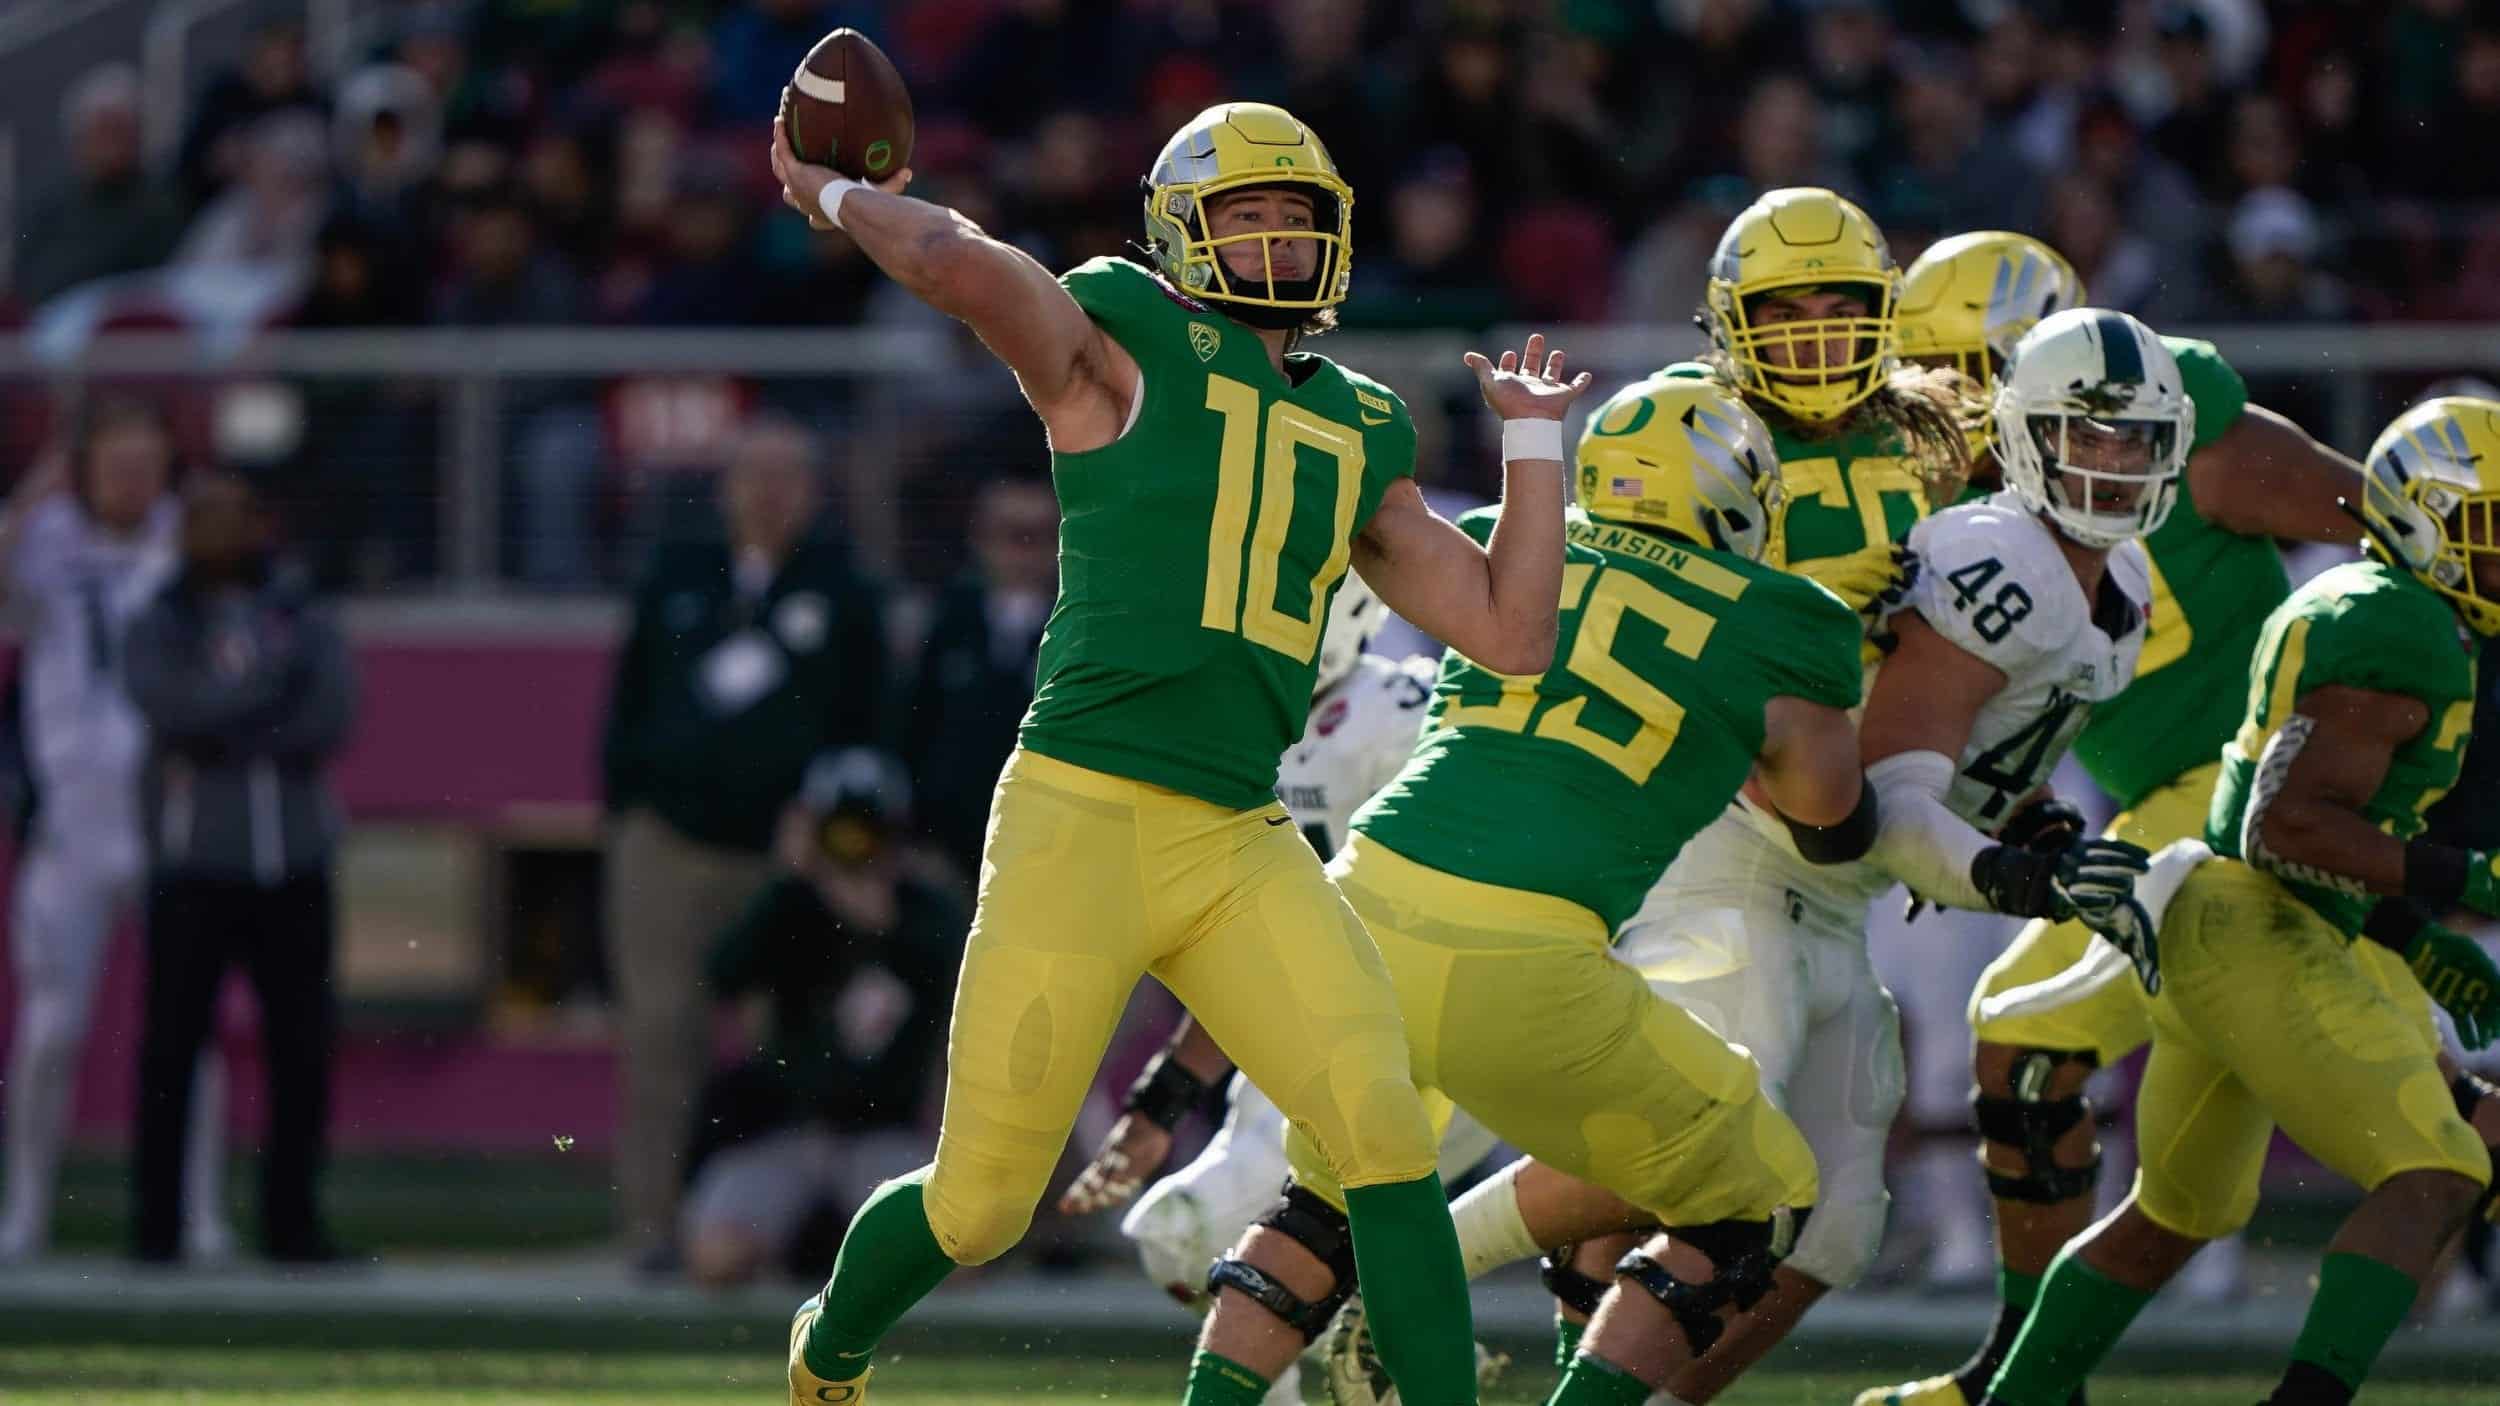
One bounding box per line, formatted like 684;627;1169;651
1189;321;1221;362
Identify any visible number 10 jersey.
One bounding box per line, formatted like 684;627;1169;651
1020;257;1419;810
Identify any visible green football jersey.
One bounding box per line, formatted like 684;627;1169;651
1660;360;1927;579
2206;561;2479;936
1352;507;1864;930
1018;257;1418;810
2072;336;2274;807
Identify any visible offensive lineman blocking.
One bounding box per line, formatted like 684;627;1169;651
1521;308;2181;1406
1189;372;1885;1406
769;98;1589;1406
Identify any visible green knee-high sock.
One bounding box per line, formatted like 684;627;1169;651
801;1168;957;1380
1181;1349;1272;1406
2275;1252;2419;1403
1982;1249;2152;1406
1345;1173;1477;1404
1553;1315;1585;1369
1546;1351;1651;1406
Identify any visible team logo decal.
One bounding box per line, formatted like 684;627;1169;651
1189;321;1221;362
1314;697;1350;736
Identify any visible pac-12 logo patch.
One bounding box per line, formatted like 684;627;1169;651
1188;321;1221;362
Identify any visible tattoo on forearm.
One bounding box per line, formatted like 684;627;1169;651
2241;714;2373;898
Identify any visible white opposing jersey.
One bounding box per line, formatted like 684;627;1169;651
1275;653;1435;856
1894;493;2149;832
1705;493;2148;909
9;494;178;791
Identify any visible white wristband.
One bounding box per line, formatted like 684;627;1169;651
816;176;869;230
1501;417;1566;464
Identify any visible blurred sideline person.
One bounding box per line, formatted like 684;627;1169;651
899;472;1057;879
0;398;234;1263
599;414;886;1267
125;469;355;1263
680;748;966;1290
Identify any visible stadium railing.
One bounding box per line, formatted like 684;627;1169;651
1;321;2491;593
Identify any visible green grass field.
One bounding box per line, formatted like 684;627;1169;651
2;1347;2493;1405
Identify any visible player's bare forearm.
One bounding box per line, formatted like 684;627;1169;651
1857;611;2004;767
770;118;1112;419
1478;455;1570;667
1356;477;1560;676
2243;685;2424;896
1355;334;1590;675
2190;406;2364;544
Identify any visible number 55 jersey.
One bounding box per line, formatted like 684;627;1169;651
1351;505;1865;931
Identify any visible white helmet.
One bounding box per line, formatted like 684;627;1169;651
1993;308;2193;549
1314;570;1383;697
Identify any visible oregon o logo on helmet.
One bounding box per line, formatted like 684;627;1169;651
865;140;893;173
1275;156;1295;166
1593;396;1656;437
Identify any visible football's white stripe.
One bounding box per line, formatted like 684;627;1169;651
791;70;846;103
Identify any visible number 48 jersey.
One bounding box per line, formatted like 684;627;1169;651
1890;493;2151;837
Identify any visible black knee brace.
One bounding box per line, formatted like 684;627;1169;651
2455;1071;2500;1225
1539;1246;1609;1317
1205;1184;1358;1342
1612;1211;1797;1358
1973;1050;2100;1204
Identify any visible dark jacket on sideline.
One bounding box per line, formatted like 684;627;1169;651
124;566;356;884
600;538;885;853
899;576;1041;873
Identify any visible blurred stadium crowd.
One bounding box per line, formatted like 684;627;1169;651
22;0;2500;338
14;0;2500;594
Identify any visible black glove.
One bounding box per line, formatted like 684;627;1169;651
1971;836;2151;921
1999;796;2088;855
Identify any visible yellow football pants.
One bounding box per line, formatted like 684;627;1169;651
1967;762;2222;1060
1286;836;1819;1229
922;748;1437;1266
2131;859;2490;1240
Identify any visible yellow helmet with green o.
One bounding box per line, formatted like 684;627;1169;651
1577;376;1786;562
1701;187;1900;424
1141;103;1352;328
2361;395;2500;635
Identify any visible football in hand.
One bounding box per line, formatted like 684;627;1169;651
780;27;915;181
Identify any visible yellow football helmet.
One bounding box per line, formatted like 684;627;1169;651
1577;375;1785;562
1141;103;1353;327
1702;187;1900;425
2361;395;2500;635
1897;232;2084;392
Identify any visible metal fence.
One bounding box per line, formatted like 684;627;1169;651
4;321;2497;594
